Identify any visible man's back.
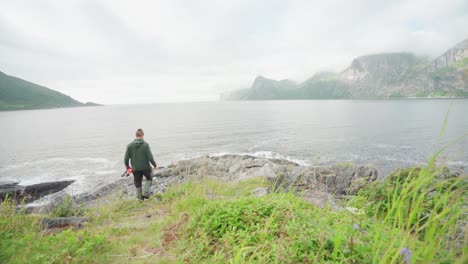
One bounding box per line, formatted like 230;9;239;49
125;138;156;171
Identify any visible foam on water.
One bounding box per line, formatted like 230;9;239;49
208;151;312;166
2;157;116;170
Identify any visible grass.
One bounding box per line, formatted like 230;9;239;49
1;165;466;263
48;194;88;218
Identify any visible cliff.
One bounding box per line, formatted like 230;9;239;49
223;37;468;100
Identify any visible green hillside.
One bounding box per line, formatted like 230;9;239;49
0;71;94;111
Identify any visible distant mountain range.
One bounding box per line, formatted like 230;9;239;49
0;71;100;110
223;38;468;100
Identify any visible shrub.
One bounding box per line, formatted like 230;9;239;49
49;195;87;218
182;194;374;263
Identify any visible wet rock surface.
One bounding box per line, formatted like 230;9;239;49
0;180;75;204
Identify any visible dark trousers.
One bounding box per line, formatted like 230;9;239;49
133;169;152;188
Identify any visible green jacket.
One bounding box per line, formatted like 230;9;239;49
124;139;156;171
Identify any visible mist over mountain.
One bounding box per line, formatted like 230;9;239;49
0;71;100;110
223;38;468;100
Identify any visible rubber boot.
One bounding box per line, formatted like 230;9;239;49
136;187;143;200
143;178;153;199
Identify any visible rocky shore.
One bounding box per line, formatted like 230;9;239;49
0;180;75;204
2;154;465;263
0;154;378;213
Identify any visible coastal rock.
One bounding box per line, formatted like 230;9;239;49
0;180;75;203
252;187;270;197
152;154;377;207
302;190;342;210
0;180;20;188
19;155;378;212
41;217;88;230
151;154;299;182
279;165;378;195
154;155;377;196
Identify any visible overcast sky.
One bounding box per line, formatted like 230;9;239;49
1;0;467;104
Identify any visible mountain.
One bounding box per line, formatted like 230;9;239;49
337;53;428;97
397;38;468;97
0;71;100;110
223;38;468;100
222;76;297;100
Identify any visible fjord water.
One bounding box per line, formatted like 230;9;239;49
0;100;467;194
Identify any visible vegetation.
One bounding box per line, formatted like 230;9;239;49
298;79;352;99
415;89;468;98
48;195;88;218
0;71;96;111
389;91;404;98
430;66;456;82
1;157;466;263
0;196;107;263
451;58;468;69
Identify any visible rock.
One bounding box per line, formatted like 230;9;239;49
0;180;75;203
301;190;342;210
265;164;378;195
151;154;299;182
0;180;19;188
17;154;378;213
41;217;88;230
145;154;377;198
252;187;270;197
0;181;21;200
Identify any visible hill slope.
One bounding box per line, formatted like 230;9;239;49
0;71;98;110
223;38;468;100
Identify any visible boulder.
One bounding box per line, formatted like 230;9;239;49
277;165;378;195
0;180;75;203
150;155;377;196
301;190;342;210
41;217;88;230
252;187;270;197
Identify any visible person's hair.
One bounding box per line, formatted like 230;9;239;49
136;128;144;137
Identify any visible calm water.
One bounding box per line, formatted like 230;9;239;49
0;100;467;194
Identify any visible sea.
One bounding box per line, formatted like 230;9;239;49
0;99;467;195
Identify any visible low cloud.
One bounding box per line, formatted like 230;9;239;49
1;0;467;103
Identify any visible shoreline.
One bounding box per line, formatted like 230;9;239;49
3;153;466;212
2;153;464;263
1;97;467;112
10;154;379;213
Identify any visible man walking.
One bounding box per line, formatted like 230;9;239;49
124;128;157;200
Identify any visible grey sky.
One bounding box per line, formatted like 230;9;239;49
1;0;467;104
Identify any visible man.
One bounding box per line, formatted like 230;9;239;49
124;128;157;200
